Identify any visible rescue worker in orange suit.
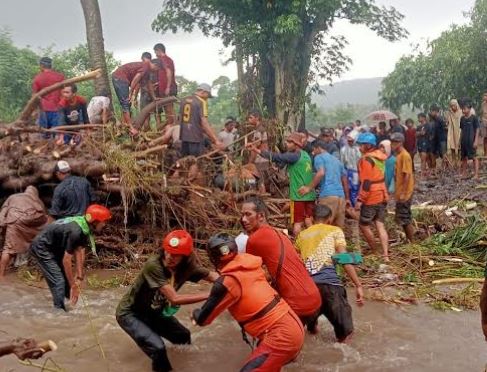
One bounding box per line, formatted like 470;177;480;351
192;233;305;372
354;133;390;262
116;230;218;372
240;197;321;326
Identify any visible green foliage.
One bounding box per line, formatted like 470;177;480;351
381;0;487;112
0;35;120;122
0;31;39;121
153;0;407;128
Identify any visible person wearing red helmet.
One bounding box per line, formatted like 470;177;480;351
30;204;112;310
116;229;218;372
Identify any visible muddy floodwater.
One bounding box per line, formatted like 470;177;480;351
1;273;486;372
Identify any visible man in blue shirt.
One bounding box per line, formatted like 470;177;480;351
299;140;350;228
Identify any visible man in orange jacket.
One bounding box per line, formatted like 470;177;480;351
355;133;390;261
192;233;304;372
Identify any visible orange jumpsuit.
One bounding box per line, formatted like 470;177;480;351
193;253;304;372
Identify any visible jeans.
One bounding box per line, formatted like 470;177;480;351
30;245;69;310
112;76;131;112
116;311;191;372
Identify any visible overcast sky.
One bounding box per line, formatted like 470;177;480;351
0;0;476;84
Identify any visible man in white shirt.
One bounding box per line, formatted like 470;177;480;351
217;117;236;150
87;93;111;124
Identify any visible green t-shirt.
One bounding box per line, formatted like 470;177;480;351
288;150;315;201
116;252;209;316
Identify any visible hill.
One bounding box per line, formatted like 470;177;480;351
312;77;383;110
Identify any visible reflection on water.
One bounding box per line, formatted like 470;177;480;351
0;275;485;372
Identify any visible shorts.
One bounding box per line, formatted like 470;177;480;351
319;196;346;228
241;311;304;372
290;200;314;224
461;142;476;160
480;121;487;138
395;198;412;226
307;283;353;341
359;202;386;226
417;140;430;154
434;140;447;157
181;141;205;157
112;76;130;112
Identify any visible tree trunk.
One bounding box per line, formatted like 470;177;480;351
80;0;112;101
273;23;314;131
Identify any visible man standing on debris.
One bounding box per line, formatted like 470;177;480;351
0;186;48;279
116;229;218;372
390;133;415;242
49;161;96;219
298;140;350;229
355;133;390;261
240;197;321;325
154;43;177;126
247;132;315;236
192;233;305;371
30;204;111;310
295;204;364;341
32;57;65;135
111;58;160;134
179;83;224;157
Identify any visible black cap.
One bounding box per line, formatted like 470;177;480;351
39;57;52;68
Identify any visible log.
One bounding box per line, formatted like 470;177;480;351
132;97;178;130
432;278;484;285
17;69;102;123
134;145;167;159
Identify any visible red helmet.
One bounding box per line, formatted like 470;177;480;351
85;204;112;223
162;230;193;256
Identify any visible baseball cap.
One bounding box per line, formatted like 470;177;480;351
39;57;52;68
197;83;213;98
54;160;71;173
390;132;405;143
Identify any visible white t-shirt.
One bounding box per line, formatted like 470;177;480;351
87;96;110;123
235;233;249;253
218;130;235;148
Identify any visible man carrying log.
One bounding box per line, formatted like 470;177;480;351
192;233;305;372
32;57;65;136
30;204;112;310
179;83;224;157
116;229;218;372
0;186;48;279
49;161;96;219
247;132;315;236
240;197;321;327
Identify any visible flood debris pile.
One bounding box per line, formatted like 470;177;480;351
0;118;292;269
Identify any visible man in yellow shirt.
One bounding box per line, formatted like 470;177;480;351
295;204;363;342
390;133;415;242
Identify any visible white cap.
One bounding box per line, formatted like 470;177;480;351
55;160;71;173
235;233;248;254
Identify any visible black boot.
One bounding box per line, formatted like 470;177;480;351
152;351;173;372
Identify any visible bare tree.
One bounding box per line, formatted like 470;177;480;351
80;0;111;100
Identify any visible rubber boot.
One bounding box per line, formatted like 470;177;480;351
152;351;173;372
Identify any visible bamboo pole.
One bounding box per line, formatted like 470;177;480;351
17;69;102;123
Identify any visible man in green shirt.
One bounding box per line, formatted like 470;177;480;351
116;229;218;372
247;132;315;236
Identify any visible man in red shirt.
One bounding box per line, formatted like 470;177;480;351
57;84;89;145
111;58;160;133
241;197;321;326
154;43;177;126
32;57;65;135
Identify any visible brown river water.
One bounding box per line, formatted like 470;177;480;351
1;273;486;372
